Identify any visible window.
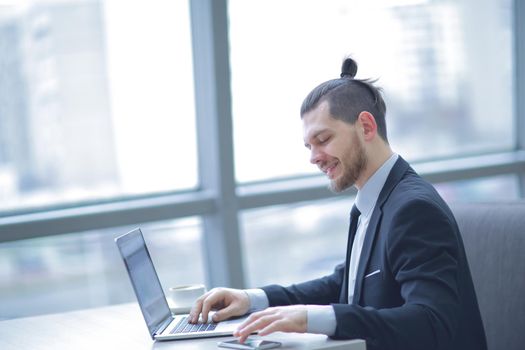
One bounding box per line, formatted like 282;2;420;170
0;217;204;319
435;175;520;202
240;174;520;288
0;0;197;213
240;197;354;287
229;0;514;183
0;0;523;321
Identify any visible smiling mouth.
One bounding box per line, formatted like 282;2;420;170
323;162;339;179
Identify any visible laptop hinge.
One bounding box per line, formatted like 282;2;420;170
155;316;174;336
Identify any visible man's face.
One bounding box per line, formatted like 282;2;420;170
302;101;367;192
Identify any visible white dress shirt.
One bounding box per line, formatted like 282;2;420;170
246;153;399;335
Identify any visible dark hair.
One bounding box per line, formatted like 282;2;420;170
300;57;388;142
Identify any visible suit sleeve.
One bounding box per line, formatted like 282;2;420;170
332;199;461;350
261;262;345;306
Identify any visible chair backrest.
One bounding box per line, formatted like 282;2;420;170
451;202;525;350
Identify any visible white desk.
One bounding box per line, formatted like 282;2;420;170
0;303;366;350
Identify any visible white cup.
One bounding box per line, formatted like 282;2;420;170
167;284;207;313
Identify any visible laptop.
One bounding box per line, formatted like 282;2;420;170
115;228;248;340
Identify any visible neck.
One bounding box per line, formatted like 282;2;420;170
355;142;393;190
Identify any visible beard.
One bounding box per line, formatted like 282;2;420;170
329;135;367;193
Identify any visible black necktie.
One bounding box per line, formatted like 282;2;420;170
344;205;361;303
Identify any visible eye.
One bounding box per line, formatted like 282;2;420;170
319;136;331;144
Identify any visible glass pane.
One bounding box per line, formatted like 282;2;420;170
229;0;514;183
435;174;520;202
0;0;197;212
0;217;204;320
240;197;355;287
240;174;519;288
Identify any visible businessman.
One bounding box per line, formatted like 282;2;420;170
189;58;487;350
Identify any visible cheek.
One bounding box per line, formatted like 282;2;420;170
326;138;345;153
330;140;351;159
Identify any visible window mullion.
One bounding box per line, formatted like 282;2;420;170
190;0;246;288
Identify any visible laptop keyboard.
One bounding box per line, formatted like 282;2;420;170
170;316;218;334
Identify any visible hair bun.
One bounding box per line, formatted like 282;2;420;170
340;58;358;78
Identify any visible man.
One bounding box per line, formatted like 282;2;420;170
189;58;487;350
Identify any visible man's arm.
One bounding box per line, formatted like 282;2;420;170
261;262;345;305
232;261;346;342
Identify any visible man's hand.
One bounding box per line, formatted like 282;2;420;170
189;287;250;324
233;305;308;343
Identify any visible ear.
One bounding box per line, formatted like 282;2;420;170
357;111;377;141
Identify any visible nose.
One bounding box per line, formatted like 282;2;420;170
310;147;323;165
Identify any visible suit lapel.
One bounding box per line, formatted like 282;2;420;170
352;156;410;304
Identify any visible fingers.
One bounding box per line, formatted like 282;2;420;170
234;309;279;341
234;305;308;343
188;295;204;323
211;303;239;322
236;308;272;330
200;293;215;323
189;288;249;324
258;319;287;336
189;288;251;324
189;290;215;323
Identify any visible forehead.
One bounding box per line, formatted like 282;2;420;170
302;101;349;140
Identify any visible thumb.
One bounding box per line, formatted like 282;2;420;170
212;303;242;322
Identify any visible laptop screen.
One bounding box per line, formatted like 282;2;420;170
115;228;171;338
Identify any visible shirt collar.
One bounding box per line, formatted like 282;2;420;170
355;153;399;217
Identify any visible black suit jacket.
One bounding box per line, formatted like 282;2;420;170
262;157;487;350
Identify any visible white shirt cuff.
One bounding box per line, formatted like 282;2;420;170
244;288;269;313
306;305;337;336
